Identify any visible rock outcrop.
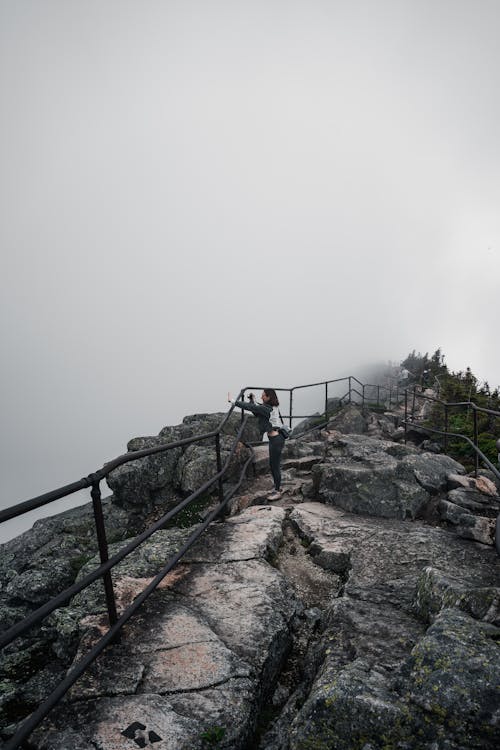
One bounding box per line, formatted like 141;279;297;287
107;412;259;517
31;507;297;750
0;412;258;739
269;503;499;750
1;403;499;749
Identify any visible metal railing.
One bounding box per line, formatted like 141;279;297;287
1;397;256;749
241;376;405;432
403;385;500;477
1;375;499;748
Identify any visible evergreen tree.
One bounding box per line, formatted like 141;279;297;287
402;349;500;469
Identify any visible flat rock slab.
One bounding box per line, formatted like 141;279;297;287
289;502;499;601
33;507;298;750
185;505;285;563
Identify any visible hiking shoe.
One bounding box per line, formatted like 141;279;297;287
267;490;282;501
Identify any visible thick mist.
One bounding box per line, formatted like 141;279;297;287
1;1;499;542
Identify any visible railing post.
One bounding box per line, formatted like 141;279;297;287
289;389;293;429
412;386;417;421
324;382;328;422
444;404;449;454
404;390;408;444
90;480;118;630
215;433;224;502
473;407;479;477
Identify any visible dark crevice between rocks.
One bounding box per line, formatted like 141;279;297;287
249;516;344;749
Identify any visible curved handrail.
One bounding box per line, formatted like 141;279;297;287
402;420;500;483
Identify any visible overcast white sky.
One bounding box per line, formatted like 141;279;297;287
1;0;499;538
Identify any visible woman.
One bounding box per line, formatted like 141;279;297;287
228;389;285;500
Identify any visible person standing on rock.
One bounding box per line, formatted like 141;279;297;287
228;389;285;500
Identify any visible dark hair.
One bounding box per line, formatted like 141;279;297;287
263;388;279;407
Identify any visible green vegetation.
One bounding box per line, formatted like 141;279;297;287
401;349;500;469
200;725;226;746
166;493;214;529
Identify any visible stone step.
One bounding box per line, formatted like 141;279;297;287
281;455;323;471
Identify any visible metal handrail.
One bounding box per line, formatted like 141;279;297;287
6;462;256;750
2;375;499;748
402;420;500;483
404;385;500;474
1;413;252;750
0;380;354;747
0;400;242;526
404;386;500;418
0;421;250;651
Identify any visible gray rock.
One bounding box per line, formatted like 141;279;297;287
415;566;500;626
279;503;500;750
405;608;500;747
0;498;130;734
438;497;475;525
33;694;211;750
3;404;500;750
400;452;465;494
438;488;498;546
314;461;430;519
107;413;259;512
30;508;299;750
310;434;466;520
447;487;495;510
420;439;443;453
447;473;474;490
456;514;496;545
326;403;368;434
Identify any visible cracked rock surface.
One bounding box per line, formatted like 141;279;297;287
2;403;500;750
30;507;299;750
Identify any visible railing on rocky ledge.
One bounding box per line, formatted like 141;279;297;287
1;376;499;749
402;386;500;553
0;401;257;750
403;386;500;477
243;375;407;432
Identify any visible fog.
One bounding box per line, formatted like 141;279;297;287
1;1;499;541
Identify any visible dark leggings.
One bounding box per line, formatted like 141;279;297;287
268;433;285;490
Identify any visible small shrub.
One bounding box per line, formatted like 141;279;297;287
201;725;226;746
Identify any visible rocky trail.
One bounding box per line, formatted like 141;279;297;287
1;405;499;750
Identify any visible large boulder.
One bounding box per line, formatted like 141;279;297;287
107;413;259;513
311;433;465;520
325;403;368;434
